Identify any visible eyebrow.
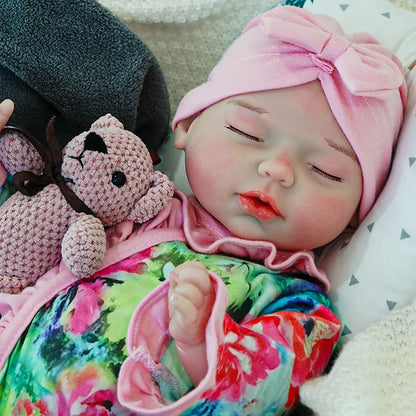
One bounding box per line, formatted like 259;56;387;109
227;98;269;114
227;98;358;162
325;137;359;163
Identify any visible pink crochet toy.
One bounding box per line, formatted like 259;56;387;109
0;114;174;294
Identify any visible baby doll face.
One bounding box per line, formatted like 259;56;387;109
175;81;363;250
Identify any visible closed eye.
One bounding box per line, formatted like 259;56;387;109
310;165;343;182
225;125;262;142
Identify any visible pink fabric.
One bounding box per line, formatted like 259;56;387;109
0;190;327;370
118;271;228;415
126;191;328;289
172;6;407;221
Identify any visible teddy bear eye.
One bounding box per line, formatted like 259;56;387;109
111;171;126;187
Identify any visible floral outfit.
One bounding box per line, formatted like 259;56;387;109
0;191;341;415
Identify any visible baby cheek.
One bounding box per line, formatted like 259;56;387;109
186;151;226;202
187;141;235;185
314;193;352;223
295;192;354;242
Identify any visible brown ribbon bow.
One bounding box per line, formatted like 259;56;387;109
3;117;94;216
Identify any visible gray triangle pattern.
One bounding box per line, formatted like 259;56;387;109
367;222;375;232
340;4;350;11
386;300;397;311
349;275;359;286
342;325;352;336
401;229;411;240
409;157;416;167
381;12;391;18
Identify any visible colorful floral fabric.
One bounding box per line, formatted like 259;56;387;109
0;241;340;415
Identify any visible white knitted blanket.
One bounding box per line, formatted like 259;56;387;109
299;295;416;415
97;0;416;22
96;0;237;23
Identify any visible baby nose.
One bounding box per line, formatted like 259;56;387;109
258;156;295;187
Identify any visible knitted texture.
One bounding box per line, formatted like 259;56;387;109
100;0;416;22
97;0;232;23
131;170;177;223
0;187;74;289
62;214;107;277
97;0;416;22
0;114;174;294
0;131;43;175
388;0;416;12
300;296;416;415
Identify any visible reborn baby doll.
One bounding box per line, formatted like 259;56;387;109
0;6;407;416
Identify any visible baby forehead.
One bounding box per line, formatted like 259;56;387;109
223;85;347;134
224;82;330;112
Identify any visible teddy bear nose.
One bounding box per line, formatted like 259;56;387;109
84;132;108;154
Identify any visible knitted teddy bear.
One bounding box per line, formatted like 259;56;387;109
0;114;174;294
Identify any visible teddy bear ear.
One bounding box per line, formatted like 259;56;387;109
91;114;124;130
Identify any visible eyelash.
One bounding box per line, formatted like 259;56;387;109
225;124;262;142
225;125;343;183
310;165;343;182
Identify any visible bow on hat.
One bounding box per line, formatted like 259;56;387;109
253;6;405;98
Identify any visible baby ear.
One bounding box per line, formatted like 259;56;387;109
174;113;199;150
127;171;174;223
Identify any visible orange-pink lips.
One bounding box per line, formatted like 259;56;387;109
239;191;281;220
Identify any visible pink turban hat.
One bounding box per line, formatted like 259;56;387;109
173;6;407;221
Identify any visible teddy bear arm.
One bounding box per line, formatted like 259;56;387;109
0;130;44;175
61;214;106;277
127;170;174;223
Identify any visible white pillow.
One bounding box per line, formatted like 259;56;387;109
319;68;416;342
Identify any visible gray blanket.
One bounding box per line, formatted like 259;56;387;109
0;0;170;152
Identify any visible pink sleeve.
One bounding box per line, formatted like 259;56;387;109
0;264;80;369
117;272;228;416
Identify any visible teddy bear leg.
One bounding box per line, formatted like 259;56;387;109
61;214;106;278
0;274;38;294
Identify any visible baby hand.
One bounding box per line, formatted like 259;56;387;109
168;261;215;348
